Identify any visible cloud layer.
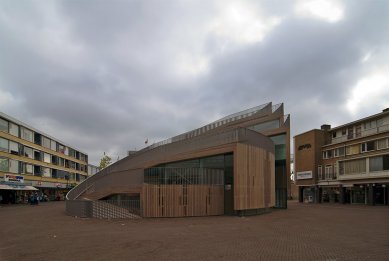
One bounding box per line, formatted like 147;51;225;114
1;0;388;164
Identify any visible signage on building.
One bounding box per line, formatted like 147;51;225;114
296;171;313;180
4;174;24;183
298;144;312;151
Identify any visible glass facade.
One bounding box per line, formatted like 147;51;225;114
248;120;280;133
145;153;233;185
271;134;288;209
145;153;234;214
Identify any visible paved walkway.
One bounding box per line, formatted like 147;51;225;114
0;201;388;260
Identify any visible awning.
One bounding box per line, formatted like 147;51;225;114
0;184;38;191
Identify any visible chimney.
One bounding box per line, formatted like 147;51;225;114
321;124;331;131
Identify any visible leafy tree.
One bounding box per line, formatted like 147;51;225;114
99;152;112;169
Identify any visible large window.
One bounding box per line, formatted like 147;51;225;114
68;148;75;158
377;138;388;150
42;167;51;177
346;145;359;155
50;140;57;151
364;120;377;130
9;122;19;137
0;118;8;132
26;164;33;174
0;137;8;152
270;134;286;161
248;120;280;133
0;158;9;172
23;146;33;159
58;144;65;154
369;155;389;172
9;141;19;155
361;141;375;152
347;126;354;139
42;136;51;149
340;158;366;175
43;153;51;163
325;165;333;180
9;159;19;173
21;127;33;142
318;165;323;180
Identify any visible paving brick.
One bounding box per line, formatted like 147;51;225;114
0;201;388;260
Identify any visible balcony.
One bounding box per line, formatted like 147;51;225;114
330;123;389;145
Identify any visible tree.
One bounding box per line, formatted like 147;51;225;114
99;152;112;169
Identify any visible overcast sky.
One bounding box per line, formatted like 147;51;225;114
1;0;388;165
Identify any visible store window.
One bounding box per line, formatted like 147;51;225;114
0;118;8;132
0;137;8;152
0;157;9;172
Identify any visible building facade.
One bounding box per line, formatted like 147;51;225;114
88;164;100;177
294;109;389;205
0;112;88;203
66;102;290;218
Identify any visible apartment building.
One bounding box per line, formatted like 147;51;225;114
294;109;389;205
0;112;88;203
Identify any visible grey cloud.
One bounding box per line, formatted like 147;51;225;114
0;0;388;164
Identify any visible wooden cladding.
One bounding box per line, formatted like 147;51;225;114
142;184;224;217
234;144;275;210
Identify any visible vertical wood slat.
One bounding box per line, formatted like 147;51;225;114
234;144;274;211
142;184;223;217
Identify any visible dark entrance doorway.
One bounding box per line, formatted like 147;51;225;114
374;186;385;205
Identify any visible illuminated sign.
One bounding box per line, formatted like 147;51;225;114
4;174;24;183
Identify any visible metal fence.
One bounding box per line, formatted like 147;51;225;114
66;199;141;219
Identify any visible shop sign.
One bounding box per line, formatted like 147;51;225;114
297;171;313;180
298;144;312;151
4;174;24;183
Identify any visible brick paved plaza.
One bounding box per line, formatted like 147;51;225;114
0;201;388;261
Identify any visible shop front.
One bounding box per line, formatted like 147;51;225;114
31;180;73;201
0;174;39;204
321;186;340;203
